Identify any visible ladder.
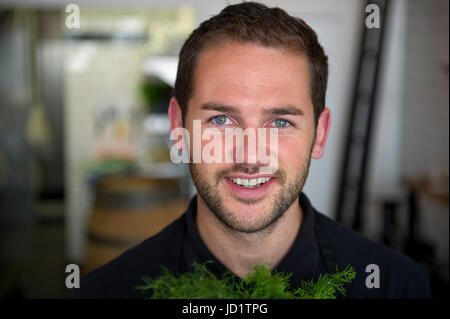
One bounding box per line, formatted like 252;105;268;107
335;0;390;231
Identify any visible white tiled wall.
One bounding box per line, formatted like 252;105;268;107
402;0;449;175
402;0;449;277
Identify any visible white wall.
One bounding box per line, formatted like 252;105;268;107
367;0;406;199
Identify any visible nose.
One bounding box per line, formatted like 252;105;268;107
242;132;260;166
224;126;272;166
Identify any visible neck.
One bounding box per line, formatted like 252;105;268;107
195;196;303;279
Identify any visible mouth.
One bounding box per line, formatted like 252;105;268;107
226;177;273;188
223;175;277;200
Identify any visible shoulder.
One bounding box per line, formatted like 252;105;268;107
315;211;432;299
73;213;186;299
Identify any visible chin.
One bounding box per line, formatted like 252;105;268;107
225;197;272;220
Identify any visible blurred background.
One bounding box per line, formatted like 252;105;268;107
0;0;447;299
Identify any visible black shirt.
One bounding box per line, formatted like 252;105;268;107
74;192;432;299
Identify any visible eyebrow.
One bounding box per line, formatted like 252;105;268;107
200;103;304;117
200;103;242;115
261;106;304;117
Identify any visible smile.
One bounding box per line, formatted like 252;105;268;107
227;177;272;188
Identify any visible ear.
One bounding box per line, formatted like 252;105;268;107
311;107;331;159
168;97;185;151
169;97;183;130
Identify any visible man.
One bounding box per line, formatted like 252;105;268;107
75;2;431;299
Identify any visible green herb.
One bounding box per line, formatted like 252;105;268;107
135;261;356;299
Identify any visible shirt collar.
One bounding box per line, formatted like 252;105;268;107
181;192;324;286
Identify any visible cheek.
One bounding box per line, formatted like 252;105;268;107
277;136;312;167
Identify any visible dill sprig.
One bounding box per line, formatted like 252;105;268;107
135;261;356;299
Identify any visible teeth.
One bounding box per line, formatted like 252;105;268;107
229;177;271;188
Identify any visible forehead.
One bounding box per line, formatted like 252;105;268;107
189;41;312;113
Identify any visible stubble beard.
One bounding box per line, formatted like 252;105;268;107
189;156;312;234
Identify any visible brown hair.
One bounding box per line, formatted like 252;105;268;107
173;1;328;125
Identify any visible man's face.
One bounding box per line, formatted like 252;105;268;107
184;41;319;233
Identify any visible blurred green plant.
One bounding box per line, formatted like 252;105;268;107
140;79;173;113
135;261;356;299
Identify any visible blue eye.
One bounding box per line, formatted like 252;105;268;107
212;115;231;125
272;119;290;128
